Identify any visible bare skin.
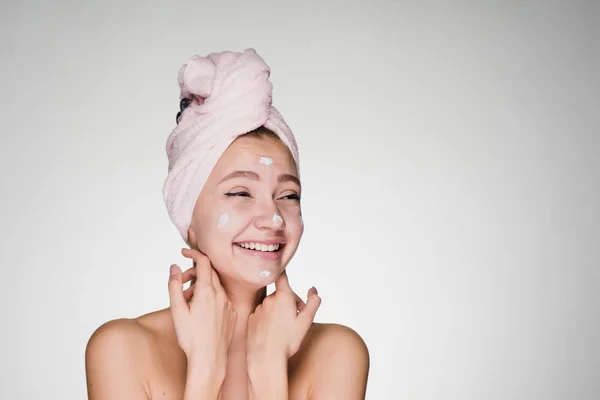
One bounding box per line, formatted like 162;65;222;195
86;309;367;399
85;134;370;399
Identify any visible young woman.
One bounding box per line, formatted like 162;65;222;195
85;49;369;400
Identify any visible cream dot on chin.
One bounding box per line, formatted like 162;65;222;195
218;212;229;229
260;270;271;278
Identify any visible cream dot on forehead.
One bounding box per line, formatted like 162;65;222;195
259;156;273;166
217;212;229;229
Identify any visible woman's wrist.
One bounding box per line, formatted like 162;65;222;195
247;348;287;367
247;354;288;400
184;358;226;399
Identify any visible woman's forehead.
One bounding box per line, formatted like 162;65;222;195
217;136;297;173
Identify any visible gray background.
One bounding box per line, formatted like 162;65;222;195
1;1;599;399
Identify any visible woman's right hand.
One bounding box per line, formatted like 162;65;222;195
168;248;237;376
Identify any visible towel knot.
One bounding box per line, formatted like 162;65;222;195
177;48;273;121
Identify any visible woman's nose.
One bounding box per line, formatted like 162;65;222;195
253;202;286;231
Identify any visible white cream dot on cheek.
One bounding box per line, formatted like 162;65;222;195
299;214;303;226
217;213;229;229
259;157;273;166
273;213;283;226
260;270;271;278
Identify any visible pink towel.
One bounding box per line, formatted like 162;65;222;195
163;48;300;245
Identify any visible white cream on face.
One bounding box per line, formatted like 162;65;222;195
273;213;283;226
299;214;303;227
217;212;229;229
260;270;271;278
259;156;273;166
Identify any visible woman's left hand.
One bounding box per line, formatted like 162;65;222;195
246;270;321;363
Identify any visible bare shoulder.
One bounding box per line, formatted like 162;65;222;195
87;317;147;345
85;318;153;398
85;309;178;399
303;322;369;361
291;323;370;399
86;318;147;364
86;308;177;358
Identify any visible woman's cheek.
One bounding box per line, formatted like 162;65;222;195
217;211;230;230
214;201;244;231
282;207;303;236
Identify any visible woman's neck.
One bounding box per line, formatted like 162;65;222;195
190;254;266;319
218;279;267;349
217;276;267;320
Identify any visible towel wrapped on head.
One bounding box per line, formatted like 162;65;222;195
163;48;300;245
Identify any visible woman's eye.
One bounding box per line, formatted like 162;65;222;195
281;194;301;201
225;192;250;197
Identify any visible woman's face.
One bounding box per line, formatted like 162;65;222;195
188;134;303;286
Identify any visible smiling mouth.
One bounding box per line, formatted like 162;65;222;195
234;242;284;253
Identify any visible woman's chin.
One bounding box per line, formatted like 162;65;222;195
242;266;281;286
215;249;292;287
228;249;285;280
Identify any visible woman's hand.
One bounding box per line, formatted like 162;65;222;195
168;248;237;379
183;265;308;310
246;270;321;363
181;265;197;302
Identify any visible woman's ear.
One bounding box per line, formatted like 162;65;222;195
187;226;199;251
186;228;199;268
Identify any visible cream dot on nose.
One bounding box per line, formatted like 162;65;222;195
273;213;283;225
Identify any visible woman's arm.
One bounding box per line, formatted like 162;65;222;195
245;272;321;400
246;324;369;400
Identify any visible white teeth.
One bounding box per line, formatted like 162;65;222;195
237;242;281;252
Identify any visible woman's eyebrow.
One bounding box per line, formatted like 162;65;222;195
278;173;301;187
218;170;259;183
218;170;301;187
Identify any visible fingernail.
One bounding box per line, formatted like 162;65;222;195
170;265;178;276
311;286;318;295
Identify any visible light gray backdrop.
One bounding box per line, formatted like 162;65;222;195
1;1;599;399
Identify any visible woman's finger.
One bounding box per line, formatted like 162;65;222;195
182;248;212;288
183;284;194;301
167;264;187;319
296;287;321;333
210;267;227;297
274;269;293;294
183;268;227;302
181;266;197;284
294;291;306;312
